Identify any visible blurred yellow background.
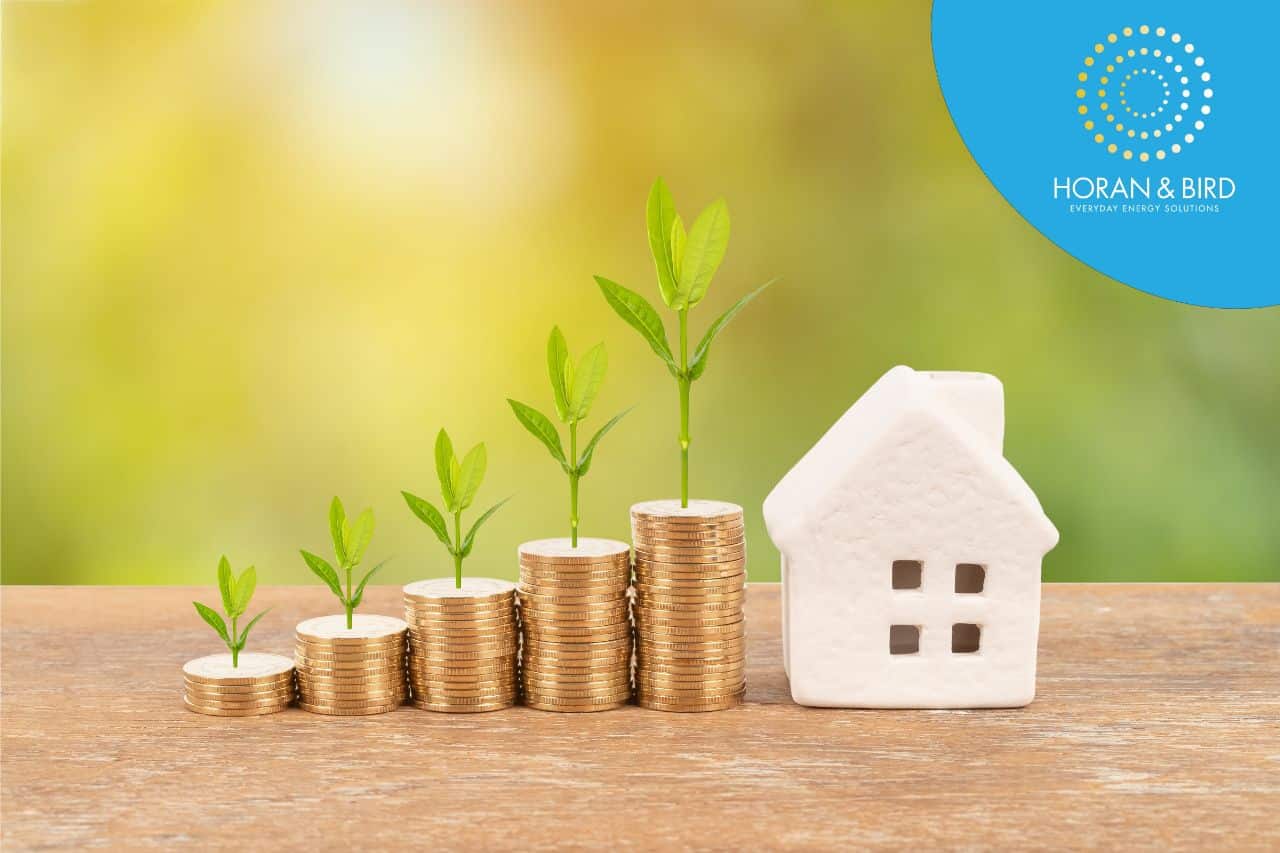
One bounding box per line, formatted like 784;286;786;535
3;1;1277;585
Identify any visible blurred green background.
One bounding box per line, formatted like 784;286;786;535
3;2;1277;585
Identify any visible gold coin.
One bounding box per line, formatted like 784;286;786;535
635;590;744;604
634;695;743;712
520;667;631;684
409;698;514;713
635;649;744;663
517;555;628;568
633;579;745;595
522;617;632;630
409;679;516;695
522;698;628;713
636;679;746;695
521;690;631;706
405;606;516;619
295;679;407;695
294;652;405;666
633;610;745;627
634;559;746;576
407;647;516;663
183;691;294;708
520;614;629;631
411;682;517;698
634;616;745;632
636;669;745;686
521;638;631;654
184;685;295;702
409;691;516;706
293;637;406;653
182;675;293;692
403;599;513;613
181;654;295;685
297;701;402;716
518;587;627;603
408;660;516;673
297;683;406;699
183;699;289;717
631;527;745;542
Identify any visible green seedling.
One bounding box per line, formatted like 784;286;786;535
402;429;510;589
508;327;630;547
594;177;774;507
300;497;387;629
192;555;271;667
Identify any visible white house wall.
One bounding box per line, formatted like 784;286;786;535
782;408;1049;708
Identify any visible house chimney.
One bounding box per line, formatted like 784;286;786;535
921;371;1004;452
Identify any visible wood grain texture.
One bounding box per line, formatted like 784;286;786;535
2;584;1278;851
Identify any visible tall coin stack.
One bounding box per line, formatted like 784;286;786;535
183;653;295;717
518;538;632;712
294;614;408;715
403;578;519;713
631;499;747;712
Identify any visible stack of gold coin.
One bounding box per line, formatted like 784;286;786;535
518;538;632;712
182;652;295;717
403;578;518;713
631;499;747;712
294;614;408;715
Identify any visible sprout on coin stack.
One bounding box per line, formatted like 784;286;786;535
508;326;634;711
185;556;293;716
507;327;629;548
401;429;518;712
596;179;766;711
294;498;408;715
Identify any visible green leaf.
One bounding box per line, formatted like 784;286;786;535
576;408;631;477
217;555;234;615
231;565;256;617
687;279;775;381
350;559;389;610
461;496;512;558
347;508;374;566
236;607;271;650
547;326;571;422
193;601;230;645
676;198;730;308
568;343;607;421
646;177;679;307
593;276;679;377
670;215;686;283
507;399;567;470
329;496;348;566
435;429;457;512
455;443;487;511
402;491;454;551
300;549;344;602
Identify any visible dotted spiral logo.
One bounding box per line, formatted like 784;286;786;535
1077;25;1213;162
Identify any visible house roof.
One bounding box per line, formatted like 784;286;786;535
762;365;1059;551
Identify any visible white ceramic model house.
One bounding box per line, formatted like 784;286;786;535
762;366;1059;709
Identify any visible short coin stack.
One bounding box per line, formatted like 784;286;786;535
403;578;518;713
631;499;747;712
182;652;295;717
518;538;632;712
294;614;408;715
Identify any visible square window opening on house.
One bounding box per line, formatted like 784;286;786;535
952;623;981;653
892;560;922;590
955;563;986;594
889;624;920;655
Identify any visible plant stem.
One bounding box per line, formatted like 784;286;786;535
678;308;690;508
569;420;580;547
345;566;353;629
230;613;239;667
453;511;463;589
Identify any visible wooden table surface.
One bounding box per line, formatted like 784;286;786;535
2;584;1277;850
